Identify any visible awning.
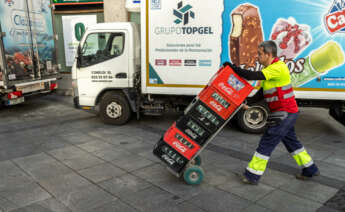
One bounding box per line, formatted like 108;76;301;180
126;0;140;12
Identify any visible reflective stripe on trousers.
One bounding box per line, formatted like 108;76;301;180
244;112;318;182
246;151;270;175
292;147;314;168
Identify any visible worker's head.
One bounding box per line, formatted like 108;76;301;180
258;41;277;67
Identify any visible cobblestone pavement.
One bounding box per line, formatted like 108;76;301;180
0;94;344;212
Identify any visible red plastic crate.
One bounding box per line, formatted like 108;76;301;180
163;123;201;160
198;85;238;120
208;66;253;106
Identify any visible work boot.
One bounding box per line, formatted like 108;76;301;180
238;173;258;185
295;171;320;181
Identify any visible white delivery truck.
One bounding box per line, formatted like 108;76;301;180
0;0;58;106
72;0;345;133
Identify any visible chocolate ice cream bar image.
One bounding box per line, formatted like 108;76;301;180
229;4;264;68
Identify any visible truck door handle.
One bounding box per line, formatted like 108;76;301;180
115;73;127;79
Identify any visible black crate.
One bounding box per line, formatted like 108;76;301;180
176;115;211;146
153;138;188;174
185;100;225;133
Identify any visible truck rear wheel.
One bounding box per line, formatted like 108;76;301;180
236;101;269;134
99;91;132;125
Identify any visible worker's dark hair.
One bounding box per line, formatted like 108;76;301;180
259;41;277;57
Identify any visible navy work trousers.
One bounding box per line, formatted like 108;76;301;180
245;112;319;183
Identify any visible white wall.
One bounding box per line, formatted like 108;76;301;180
104;0;128;22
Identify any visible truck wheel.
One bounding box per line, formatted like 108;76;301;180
236;102;269;134
99;91;132;125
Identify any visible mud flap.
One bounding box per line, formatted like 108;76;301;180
329;102;345;126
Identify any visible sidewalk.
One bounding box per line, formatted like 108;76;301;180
0;96;344;212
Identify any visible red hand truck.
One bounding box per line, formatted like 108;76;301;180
153;66;254;185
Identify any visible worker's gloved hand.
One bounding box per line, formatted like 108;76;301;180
223;61;232;67
223;61;237;70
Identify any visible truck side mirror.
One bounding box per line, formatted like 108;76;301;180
76;45;81;68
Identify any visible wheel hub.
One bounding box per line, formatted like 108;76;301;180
244;106;268;129
247;109;263;124
190;171;199;181
106;102;122;119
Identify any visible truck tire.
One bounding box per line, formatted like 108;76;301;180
99;91;132;125
236;101;269;134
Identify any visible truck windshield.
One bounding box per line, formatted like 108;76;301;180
79;32;124;67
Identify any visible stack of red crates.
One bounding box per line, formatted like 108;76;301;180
153;66;253;175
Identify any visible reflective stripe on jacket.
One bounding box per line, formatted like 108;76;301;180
262;60;298;113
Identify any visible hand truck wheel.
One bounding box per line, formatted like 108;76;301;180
183;165;204;185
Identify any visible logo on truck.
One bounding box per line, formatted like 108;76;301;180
153;1;213;35
173;1;194;25
325;0;345;34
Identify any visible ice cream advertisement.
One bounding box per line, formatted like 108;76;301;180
146;0;345;90
223;0;345;90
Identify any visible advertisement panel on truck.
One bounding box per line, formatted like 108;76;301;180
144;0;345;97
0;0;55;82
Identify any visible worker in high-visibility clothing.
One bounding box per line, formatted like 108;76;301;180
224;40;320;185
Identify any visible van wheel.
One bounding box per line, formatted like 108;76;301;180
99;91;132;125
236;101;269;134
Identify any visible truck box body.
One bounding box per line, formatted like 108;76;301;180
141;0;345;100
72;0;345;131
0;0;57;105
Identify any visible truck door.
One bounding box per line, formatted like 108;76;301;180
0;25;5;83
76;31;129;106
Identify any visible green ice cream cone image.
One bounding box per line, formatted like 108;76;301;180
291;41;345;87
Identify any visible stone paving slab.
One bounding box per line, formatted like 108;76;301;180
91;147;133;162
47;146;89;161
86;199;137;212
78;162;126;183
0;182;51;211
59;153;105;171
216;172;275;202
0;195;18;212
38;172;92;199
98;173;152;199
56;184;116;212
324;149;345;169
9;198;72;212
110;153;155;172
279;179;338;204
77;141;115;153
202;152;246;174
258;189;322;212
12;153;73;181
304;142;338;161
0;161;34;191
132;163;176;185
60;132;99;145
203;163;242;186
188;186;252;212
259;168;295;188
241;204;274;212
316;161;345;182
117;186;177;212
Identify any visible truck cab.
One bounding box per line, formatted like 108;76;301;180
72;23;140;124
